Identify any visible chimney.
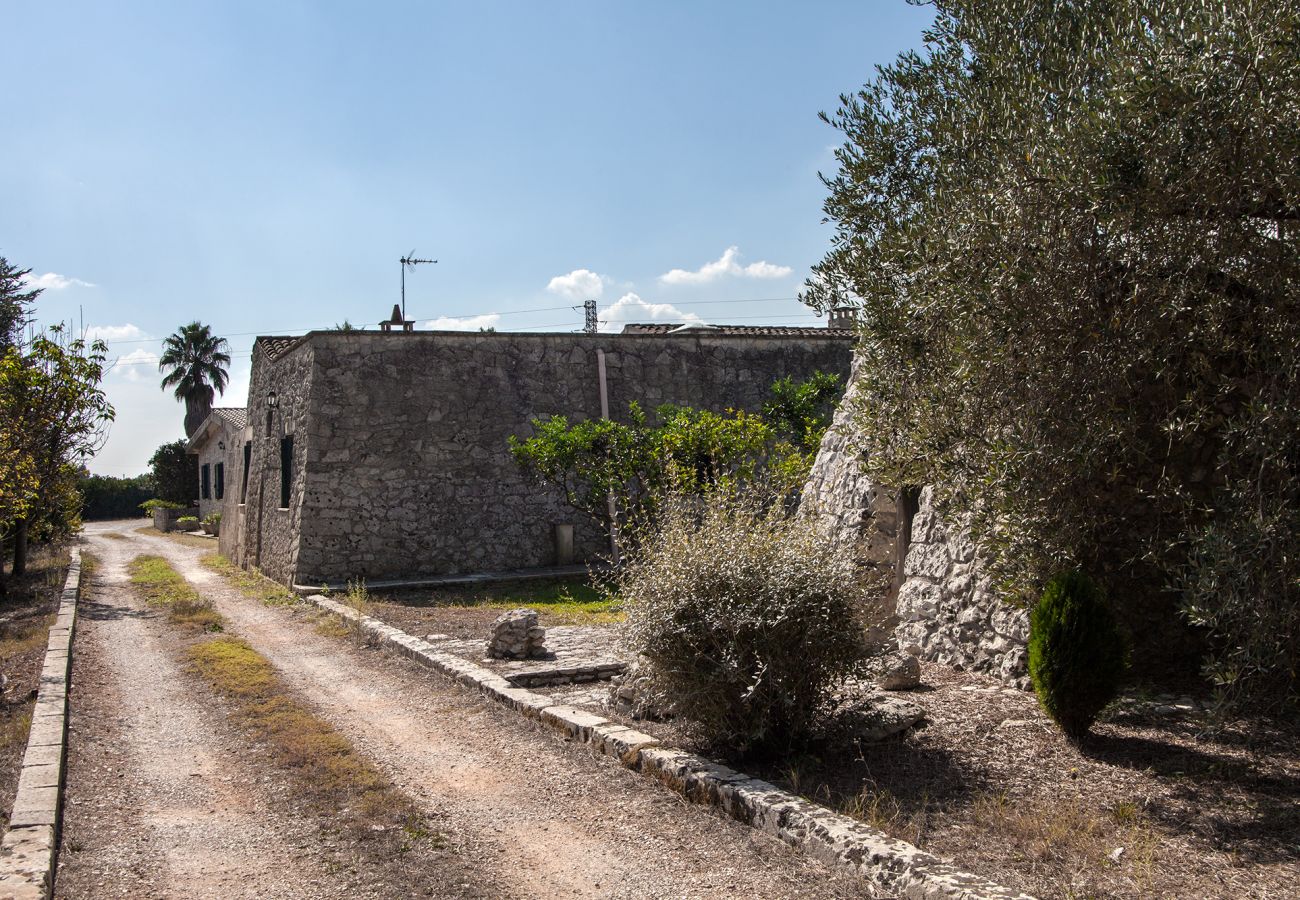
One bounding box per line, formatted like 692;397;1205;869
828;305;857;331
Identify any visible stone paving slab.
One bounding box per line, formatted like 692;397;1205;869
307;592;1035;900
426;624;628;688
0;550;81;899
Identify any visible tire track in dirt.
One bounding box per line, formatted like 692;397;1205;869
127;524;875;900
56;528;350;899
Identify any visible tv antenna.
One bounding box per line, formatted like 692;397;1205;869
400;251;437;320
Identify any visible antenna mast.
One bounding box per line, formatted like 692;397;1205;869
400;252;437;320
583;299;598;334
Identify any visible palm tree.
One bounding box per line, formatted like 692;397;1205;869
158;321;231;437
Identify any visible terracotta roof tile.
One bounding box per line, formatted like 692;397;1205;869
212;407;247;431
257;335;301;361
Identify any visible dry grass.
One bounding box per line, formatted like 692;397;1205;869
315;581;377;646
134;524;215;551
100;532;128;541
186;636;438;844
0;543;71;821
126;554;224;632
738;661;1300;900
200;553;296;607
969;793;1160;895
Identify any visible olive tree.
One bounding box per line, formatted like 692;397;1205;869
806;0;1299;711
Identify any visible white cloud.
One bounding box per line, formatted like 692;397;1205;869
598;292;703;333
112;347;160;382
22;272;95;291
546;268;609;301
658;246;792;286
420;313;502;331
86;323;148;343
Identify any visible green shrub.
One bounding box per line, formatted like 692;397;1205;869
140;498;185;514
616;492;876;756
1029;572;1127;740
176;516;200;531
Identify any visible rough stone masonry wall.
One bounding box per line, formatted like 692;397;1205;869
801;372;1029;687
255;330;850;585
894;488;1029;689
235;341;315;585
800;361;900;572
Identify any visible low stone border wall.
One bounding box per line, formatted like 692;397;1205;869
0;550;81;900
309;594;1034;900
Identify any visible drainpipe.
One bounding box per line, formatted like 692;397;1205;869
596;348;620;565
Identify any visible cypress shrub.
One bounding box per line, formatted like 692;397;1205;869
1028;571;1127;740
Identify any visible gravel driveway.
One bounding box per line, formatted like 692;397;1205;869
58;522;875;899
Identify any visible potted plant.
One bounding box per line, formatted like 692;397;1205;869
176;516;200;532
141;499;187;532
201;513;222;536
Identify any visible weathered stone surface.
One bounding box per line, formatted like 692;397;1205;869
878;653;921;691
227;330;851;585
842;693;925;742
485;608;548;660
895;488;1031;690
802;397;1033;689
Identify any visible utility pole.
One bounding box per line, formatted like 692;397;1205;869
400;252;437;320
583;299;598;334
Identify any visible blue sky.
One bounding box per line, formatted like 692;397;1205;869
3;1;933;476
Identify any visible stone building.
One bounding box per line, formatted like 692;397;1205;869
213;325;852;587
185;407;247;525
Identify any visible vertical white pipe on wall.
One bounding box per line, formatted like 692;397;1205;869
596;348;620;565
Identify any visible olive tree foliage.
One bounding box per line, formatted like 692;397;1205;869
804;1;1299;710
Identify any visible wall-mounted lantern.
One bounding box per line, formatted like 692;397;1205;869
267;391;278;409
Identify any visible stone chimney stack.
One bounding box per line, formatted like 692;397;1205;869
828;305;857;331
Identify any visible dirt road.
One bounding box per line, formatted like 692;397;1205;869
58;522;872;899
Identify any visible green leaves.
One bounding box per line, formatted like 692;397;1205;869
813;1;1299;706
508;373;844;538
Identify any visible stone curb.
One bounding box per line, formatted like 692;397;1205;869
308;594;1034;900
0;550;82;900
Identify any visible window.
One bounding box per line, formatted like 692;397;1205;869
240;442;251;503
200;464;211;500
215;462;225;500
266;409;273;437
279;435;293;509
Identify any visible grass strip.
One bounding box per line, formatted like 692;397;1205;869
382;579;625;626
187;635;437;845
126;554;224;632
200;553;296;607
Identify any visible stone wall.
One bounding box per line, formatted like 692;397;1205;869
801;372;1030;687
236;341;316;584
894;488;1029;688
236;330;852;585
800;362;899;572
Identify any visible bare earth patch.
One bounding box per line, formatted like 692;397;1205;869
743;664;1299;900
60;523;506;899
0;543;70;830
71;520;876;899
373;576;1299;899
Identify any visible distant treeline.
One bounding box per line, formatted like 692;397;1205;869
79;473;153;520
